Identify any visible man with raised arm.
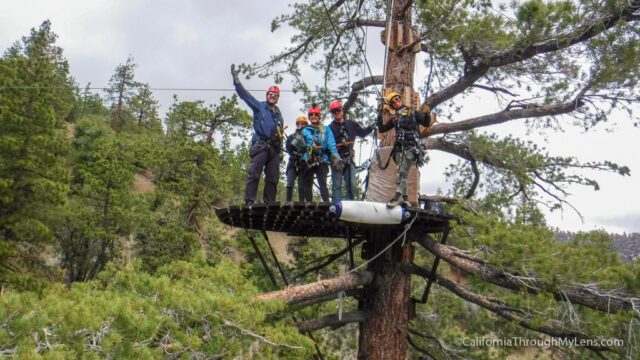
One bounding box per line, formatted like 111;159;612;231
231;64;284;205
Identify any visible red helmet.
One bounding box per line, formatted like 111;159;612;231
308;104;321;115
267;86;280;95
329;101;343;111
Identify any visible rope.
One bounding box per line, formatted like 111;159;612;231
346;214;417;274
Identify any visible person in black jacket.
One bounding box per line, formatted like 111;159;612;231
285;116;308;202
377;92;430;208
328;101;374;203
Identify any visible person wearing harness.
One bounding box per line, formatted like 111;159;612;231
231;64;284;205
285;116;308;202
328;100;374;203
300;104;343;202
377;92;430;208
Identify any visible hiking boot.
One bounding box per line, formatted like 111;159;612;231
401;195;411;207
386;192;402;208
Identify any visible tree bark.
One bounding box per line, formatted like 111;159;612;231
256;271;373;305
357;229;416;360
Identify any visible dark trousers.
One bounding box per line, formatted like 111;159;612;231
245;141;281;203
285;159;305;202
301;163;330;202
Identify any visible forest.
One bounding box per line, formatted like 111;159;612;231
2;0;640;357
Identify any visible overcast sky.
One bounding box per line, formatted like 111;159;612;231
2;0;639;234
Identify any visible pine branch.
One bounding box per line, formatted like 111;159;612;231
343;75;383;112
424;0;640;108
413;234;639;314
404;264;622;356
424;98;583;136
223;319;303;349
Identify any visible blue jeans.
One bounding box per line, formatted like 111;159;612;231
331;161;357;203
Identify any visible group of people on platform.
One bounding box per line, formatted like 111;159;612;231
231;65;433;208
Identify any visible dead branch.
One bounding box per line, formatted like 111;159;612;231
414;234;638;314
256;271;373;305
223;319;303;349
424;99;583;137
295;311;368;332
343;75;383;113
295;289;362;308
407;335;437;359
404;264;621;356
464;158;479;199
347;18;386;29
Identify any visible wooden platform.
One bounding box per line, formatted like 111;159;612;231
215;202;455;238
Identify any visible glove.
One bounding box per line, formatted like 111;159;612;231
230;64;240;83
330;152;344;171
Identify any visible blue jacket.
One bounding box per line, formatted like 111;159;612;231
233;80;284;145
301;124;338;162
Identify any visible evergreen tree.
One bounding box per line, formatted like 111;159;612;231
0;20;74;287
129;83;162;133
57;117;136;282
134;96;252;266
104;55;140;133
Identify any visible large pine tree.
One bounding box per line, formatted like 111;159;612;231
0;20;75;287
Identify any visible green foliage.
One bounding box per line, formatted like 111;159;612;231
0;20;74;287
0;259;314;359
55;117;136;282
165;95;252;145
444;132;629;214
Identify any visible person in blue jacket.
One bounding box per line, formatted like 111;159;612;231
231;64;284;205
300;104;343;202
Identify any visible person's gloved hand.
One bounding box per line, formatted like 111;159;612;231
230;64;240;83
330;153;344;171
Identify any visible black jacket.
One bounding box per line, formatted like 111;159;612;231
377;107;429;147
328;119;374;158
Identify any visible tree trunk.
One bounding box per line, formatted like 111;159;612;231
357;230;415;360
359;1;418;358
366;0;420;205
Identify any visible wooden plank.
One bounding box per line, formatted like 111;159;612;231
412;27;422;53
411;91;420;110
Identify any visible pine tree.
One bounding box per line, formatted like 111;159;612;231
0;20;75;287
104;55;140;133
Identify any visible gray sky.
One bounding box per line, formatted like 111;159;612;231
2;0;638;234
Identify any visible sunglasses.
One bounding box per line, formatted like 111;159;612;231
267;92;279;97
296;121;306;125
331;109;342;114
308;113;320;117
391;96;402;102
